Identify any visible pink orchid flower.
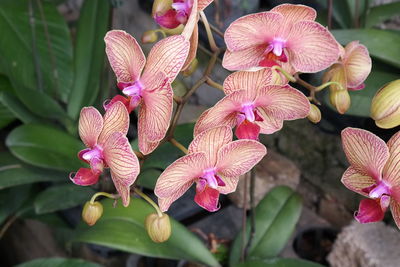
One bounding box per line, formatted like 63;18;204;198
222;4;340;73
155;126;266;212
194;69;310;140
341;128;400;228
70;102;140;207
104;30;190;155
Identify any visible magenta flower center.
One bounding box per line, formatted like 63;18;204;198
363;180;391;210
171;0;192;23
240;103;256;122
266;38;286;57
79;145;104;174
197;168;225;191
122;80;144;97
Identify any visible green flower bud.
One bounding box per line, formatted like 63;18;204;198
82;201;103;226
307;104;322;124
142;30;159;44
145;213;171;243
371;79;400;129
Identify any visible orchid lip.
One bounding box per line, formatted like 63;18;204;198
265;38;286;57
369;181;391;199
198;168;225;190
122;80;144;97
81;145;104;162
171;0;192;13
240;103;256;122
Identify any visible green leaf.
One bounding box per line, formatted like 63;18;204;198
67;0;111;120
0;152;66;189
34;184;95;214
314;0;352;28
234;258;324;267
332;29;400;68
0;100;14;128
366;2;400;28
136;168;162;190
15;257;101;267
0;91;41;124
74;198;220;267
229;186;302;266
6;124;84;171
0;0;73;102
0;185;33;225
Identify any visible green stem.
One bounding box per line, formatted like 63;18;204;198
271;66;296;83
134;188;163;217
316;81;344;91
90;192;118;204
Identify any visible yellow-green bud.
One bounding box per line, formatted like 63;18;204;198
371;79;400;129
145;213;171;243
307;104;322;124
161;25;184;35
182;58;198;77
82;201;103;226
330;88;351;114
142;30;159;44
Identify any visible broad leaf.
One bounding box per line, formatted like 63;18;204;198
229;186;302;266
0;91;41;124
73;198;220;267
0;185;33;225
34;184;94;214
366;2;400;28
235;258;324;267
6;124;84;171
136;168;162;190
15;257;101;267
67;0;110;120
332;29;400;68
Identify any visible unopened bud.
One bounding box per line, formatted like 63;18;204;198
307;104;321;124
145;213;171;243
330;88;351;114
182;58;198;77
371;79;400;129
82;201;103;226
162;25;184;35
142;30;159;44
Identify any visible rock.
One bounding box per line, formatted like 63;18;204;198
228;149;300;209
328;221;400;267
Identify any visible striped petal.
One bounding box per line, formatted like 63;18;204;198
195;185;220;212
287;20;339;73
182;23;198;71
256;107;284;134
341;166;376;196
70;168;100;186
198;0;213;11
98;101;129;145
79;107;103;148
155;152;207;204
158;181;194;212
104;30;146;83
218;175;239;194
144;35;189;83
189;126;233;167
103;132;140;207
222;46;266;71
341;128;389;180
390;199;400;229
343;41;372;88
224;12;283;51
216;140;266;178
223;69;273;96
271;4;316;27
383;131;400;186
182;0;198;40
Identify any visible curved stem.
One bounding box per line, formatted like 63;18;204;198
316;81;344;92
200;11;219;52
134;188;163;217
240;172;249;262
294;73;321;105
90;192;119;204
155;29;167;38
169;138;188;154
271;66;296;83
206;77;224;91
244;168;256;258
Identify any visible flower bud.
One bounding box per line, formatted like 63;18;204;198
182;58;198;77
330;88;351;114
82;201;103;226
162;24;184;35
145;213;171;243
141;30;159;44
307;104;321;124
370;79;400;129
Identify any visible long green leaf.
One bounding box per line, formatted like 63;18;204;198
234;258;324;267
6;124;84;171
229;186;302;266
74;198;220;267
366;2;400;28
0;91;41;124
332;29;400;68
0;185;33;225
16;257;101;267
67;0;110;120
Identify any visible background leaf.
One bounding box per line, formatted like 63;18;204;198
0;91;41;124
67;0;111;120
15;257;101;267
73;198;220;267
0;185;34;225
366;2;400;28
229;186;302;266
234;258;324;267
6;124;84;171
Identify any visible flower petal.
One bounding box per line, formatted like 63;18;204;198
155;9;182;29
255;107;284;134
189;126;233;167
383;131;400;186
216;140;266;178
182;0;198;40
222;46;266;71
235;120;261;140
182;23;198;71
343;41;371;88
104;30;146;83
70;168;100;186
341;166;376;196
287;20;339;73
223;69;273;96
271;4;316;25
355;198;385;223
158;181;194;212
98;101;130;145
138;138;161;156
194;185;220;212
198;0;213;11
155;152;207;199
224;12;283;51
104;95;132;113
218;175;240;194
390;199;400;229
79;107;103;148
341;127;389;180
103;132;140;207
144;35;189;83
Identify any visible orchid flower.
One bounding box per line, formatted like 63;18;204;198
341;128;400;228
323;41;372;114
70;102;140;207
194;69;310;139
155;126;266;212
104;30;190;154
222;4;340;73
152;0;213;71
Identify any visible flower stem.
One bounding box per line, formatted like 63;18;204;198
206;77;224;91
90;192;119;204
240;172;249;262
200;11;219;52
169;138;188;154
271;66;296;83
294;73;321;105
244;168;256;258
155;29;167;38
134;188;163;217
316;81;344;91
